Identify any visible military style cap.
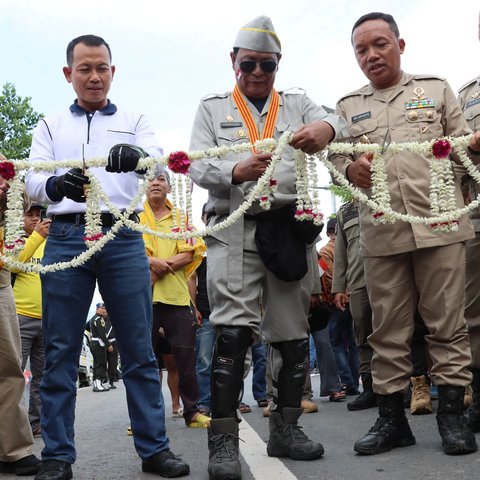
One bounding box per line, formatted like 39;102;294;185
233;15;281;53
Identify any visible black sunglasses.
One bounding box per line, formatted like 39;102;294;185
239;60;278;74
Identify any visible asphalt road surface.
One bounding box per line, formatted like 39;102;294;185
8;372;480;480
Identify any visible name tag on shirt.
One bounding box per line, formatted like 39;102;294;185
220;122;243;128
352;112;371;123
465;98;480;110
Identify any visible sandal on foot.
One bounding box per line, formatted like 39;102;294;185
239;402;252;414
188;413;211;428
329;391;346;402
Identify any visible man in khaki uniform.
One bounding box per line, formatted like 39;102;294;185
189;15;348;480
330;12;480;456
0;154;42;476
332;200;376;411
459;12;480;432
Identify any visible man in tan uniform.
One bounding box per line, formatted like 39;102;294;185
330;12;480;456
332;200;376;411
459;11;480;433
0;154;42;476
189;15;348;480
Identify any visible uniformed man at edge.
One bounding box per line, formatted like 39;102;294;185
330;11;480;456
459;10;480;433
189;15;348;480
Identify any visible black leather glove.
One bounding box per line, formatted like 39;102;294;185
55;168;90;203
107;144;148;173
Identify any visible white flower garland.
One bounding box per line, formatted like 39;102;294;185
3;132;479;273
429;155;459;232
325;134;480;226
370;151;395;224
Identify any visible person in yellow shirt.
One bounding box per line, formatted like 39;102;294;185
139;171;208;428
12;203;50;437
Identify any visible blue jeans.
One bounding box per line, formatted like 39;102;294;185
328;305;360;388
309;335;317;369
251;342;267;400
40;221;168;463
195;317;215;411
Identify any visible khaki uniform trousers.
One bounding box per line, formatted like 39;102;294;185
0;285;34;461
349;287;373;375
206;238;314;344
465;233;480;367
364;243;472;395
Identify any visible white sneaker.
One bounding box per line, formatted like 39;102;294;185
93;379;109;392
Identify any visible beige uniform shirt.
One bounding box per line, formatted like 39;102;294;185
332;201;365;294
458;77;480;231
331;72;476;257
189;88;348;250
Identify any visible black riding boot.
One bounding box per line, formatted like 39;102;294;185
208;326;253;480
436;385;477;455
267;339;324;460
347;373;377;411
354;392;416;455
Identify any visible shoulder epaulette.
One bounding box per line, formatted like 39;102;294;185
411;74;445;82
337;84;369;103
278;87;306;95
459;78;480;93
201;92;230;101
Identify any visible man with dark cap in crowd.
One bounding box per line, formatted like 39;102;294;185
88;302;111;392
189;15;348;480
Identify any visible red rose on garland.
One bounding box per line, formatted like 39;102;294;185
168;151;191;174
432;139;451;159
0;161;15;180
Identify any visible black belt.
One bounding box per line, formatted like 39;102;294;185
52;212;139;227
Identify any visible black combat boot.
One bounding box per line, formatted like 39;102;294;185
354;392;416;455
347;373;377;411
465;368;480;432
207;418;241;480
436;385;477;455
267;407;324;460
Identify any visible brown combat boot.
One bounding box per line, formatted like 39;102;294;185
410;375;432;415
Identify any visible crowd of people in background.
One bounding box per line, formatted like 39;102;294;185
2;8;480;480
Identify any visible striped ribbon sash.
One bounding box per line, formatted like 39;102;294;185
232;85;279;152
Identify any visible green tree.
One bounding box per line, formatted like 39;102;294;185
0;82;43;160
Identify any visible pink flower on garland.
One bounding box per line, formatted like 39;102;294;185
432;139;452;159
168;151;191;174
0;161;15;180
373;212;384;219
83;233;104;242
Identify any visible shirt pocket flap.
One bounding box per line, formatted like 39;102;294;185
349;119;379;139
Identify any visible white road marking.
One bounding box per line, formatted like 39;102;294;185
239;419;297;479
